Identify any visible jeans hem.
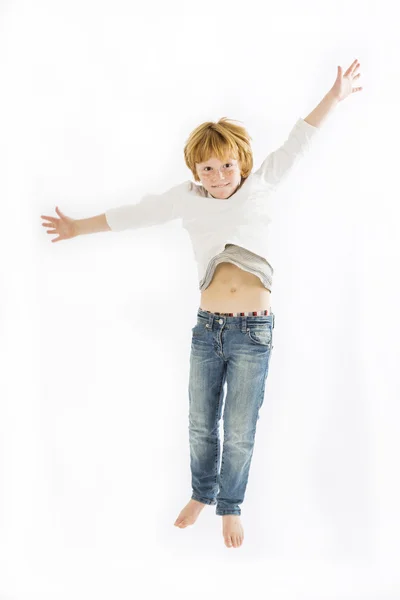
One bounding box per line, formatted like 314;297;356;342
216;510;241;516
191;494;216;506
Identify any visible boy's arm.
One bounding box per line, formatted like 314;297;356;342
304;90;339;128
103;181;187;232
254;118;319;187
74;213;111;236
73;180;188;236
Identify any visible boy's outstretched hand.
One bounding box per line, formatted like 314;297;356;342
40;206;77;243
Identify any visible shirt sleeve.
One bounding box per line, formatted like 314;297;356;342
104;180;188;232
254;118;320;187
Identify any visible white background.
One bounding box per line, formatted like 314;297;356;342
1;0;399;598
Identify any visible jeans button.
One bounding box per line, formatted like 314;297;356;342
218;319;223;324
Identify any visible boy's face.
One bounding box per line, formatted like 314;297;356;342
195;156;242;199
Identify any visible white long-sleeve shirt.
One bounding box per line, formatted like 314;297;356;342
105;118;319;290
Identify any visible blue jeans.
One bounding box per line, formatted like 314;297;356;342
188;308;275;516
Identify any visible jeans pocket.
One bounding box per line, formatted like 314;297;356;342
192;323;206;337
246;324;273;347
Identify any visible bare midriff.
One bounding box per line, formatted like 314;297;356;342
200;262;271;314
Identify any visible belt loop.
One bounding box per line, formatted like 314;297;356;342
207;313;213;330
241;315;247;333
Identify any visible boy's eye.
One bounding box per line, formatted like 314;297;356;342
205;163;232;171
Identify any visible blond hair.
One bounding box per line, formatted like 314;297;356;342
183;117;253;183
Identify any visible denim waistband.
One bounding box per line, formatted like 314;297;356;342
197;307;275;329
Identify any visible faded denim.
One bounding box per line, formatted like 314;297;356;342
188;308;275;516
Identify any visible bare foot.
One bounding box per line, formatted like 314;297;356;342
222;515;244;548
174;499;206;528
